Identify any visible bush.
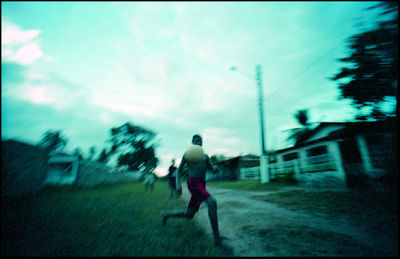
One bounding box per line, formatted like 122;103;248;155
271;172;298;184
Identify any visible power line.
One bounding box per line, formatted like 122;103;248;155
221;42;341;131
263;43;341;103
200;40;344;153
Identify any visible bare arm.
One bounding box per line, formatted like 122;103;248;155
176;156;186;192
206;155;217;174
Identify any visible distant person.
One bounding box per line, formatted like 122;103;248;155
161;134;231;251
143;171;156;192
168;159;178;198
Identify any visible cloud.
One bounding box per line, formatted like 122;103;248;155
1;97;117;157
106;3;265;126
8;42;43;65
2;66;90;110
24;86;55;104
200;127;252;156
1;22;41;45
2;22;44;65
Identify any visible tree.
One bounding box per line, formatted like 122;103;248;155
38;130;68;154
87;146;97;160
330;2;398;120
73;147;84;160
97;148;111;163
295;109;309;127
210;154;227;164
286;109;314;145
108;122;159;172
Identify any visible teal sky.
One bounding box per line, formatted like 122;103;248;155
2;1;390;176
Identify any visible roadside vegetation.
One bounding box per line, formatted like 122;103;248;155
1;181;223;256
207;179;297;191
209;179;398;256
208;179;397;232
208;180;397;219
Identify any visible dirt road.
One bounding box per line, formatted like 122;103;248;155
180;184;397;256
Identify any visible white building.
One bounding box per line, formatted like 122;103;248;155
269;119;397;188
44;153;80;185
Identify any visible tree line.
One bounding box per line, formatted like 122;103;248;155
37;122;159;173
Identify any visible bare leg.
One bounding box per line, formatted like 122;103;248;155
205;197;220;244
205;197;233;254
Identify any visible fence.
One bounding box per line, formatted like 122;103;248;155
302;154;337;173
240;166;260;180
74;160;142;187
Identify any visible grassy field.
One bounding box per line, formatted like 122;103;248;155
1;181;223;256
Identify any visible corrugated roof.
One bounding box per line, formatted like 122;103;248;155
276;118;397;154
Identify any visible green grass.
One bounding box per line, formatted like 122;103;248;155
241;222;383;256
1;182;223;256
207;179;297;191
249;189;398;219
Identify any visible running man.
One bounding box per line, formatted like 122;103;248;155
167;159;178;198
143;171;156;191
161;134;229;249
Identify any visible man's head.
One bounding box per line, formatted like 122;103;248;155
192;134;202;146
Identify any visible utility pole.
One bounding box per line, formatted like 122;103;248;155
256;64;269;183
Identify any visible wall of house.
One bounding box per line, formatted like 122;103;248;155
46;164;77;185
365;132;397;173
74;160;142;187
272;140;347;187
2;140;152;196
356;135;387;178
214;158;240;181
240;166;260;180
2;140;49;197
273;131;394;188
43;157;145;188
295;170;346;187
44;156;80;185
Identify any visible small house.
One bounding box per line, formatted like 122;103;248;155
44;152;80;185
270;118;397;187
212;154;260;181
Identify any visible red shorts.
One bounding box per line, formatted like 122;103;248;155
187;178;210;212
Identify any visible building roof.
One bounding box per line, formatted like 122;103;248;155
275;118;397;154
48;155;80;163
214;154;260;165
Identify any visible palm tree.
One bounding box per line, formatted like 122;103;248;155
295;110;309;127
286;109;313;145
